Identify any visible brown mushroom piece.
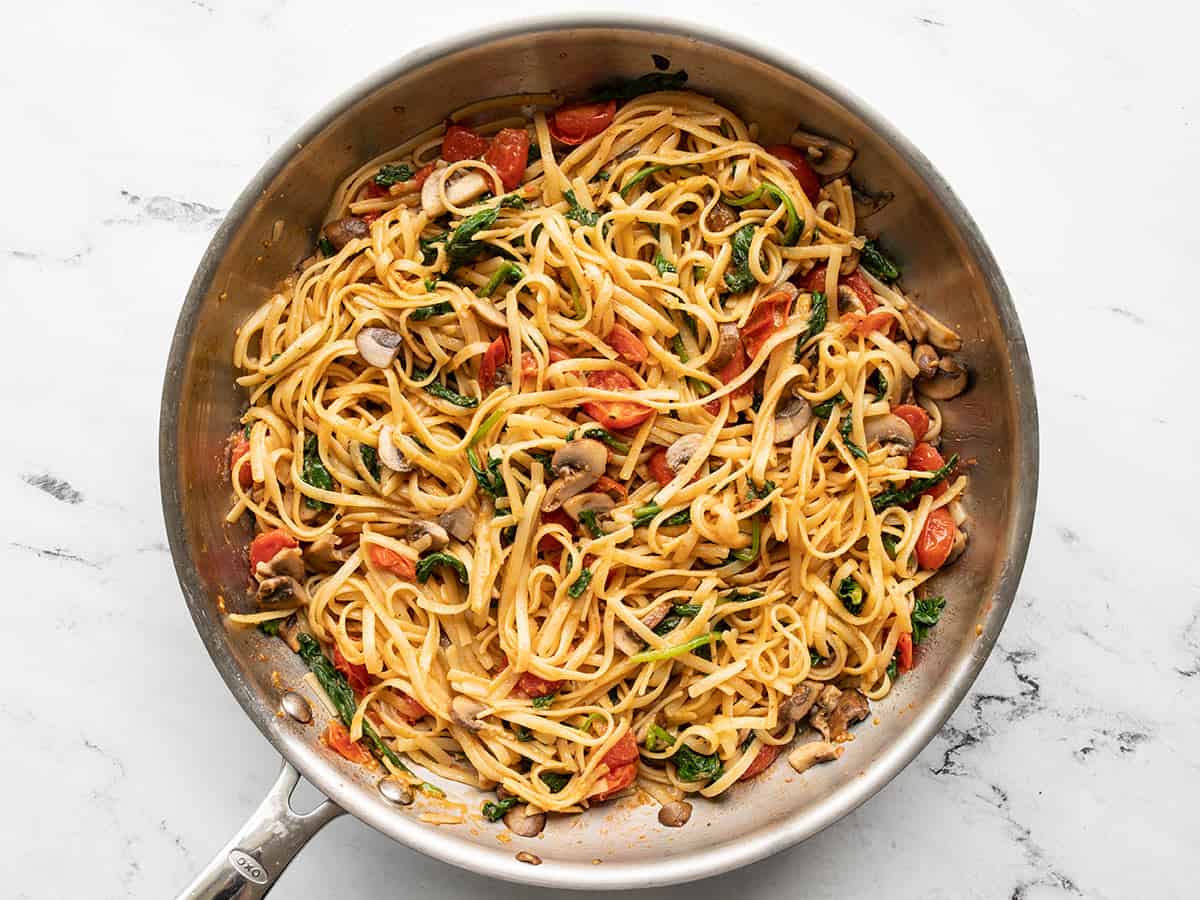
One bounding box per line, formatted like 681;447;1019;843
789;129;856;178
665;433;705;474
807;684;844;741
450;695;486;732
422;168;489;218
905;304;961;352
837;283;866;314
469;298;509;330
787;740;842;773
946;522;969;566
562;491;616;522
779;681;823;723
376;425;412;473
850;182;894;220
916;356;969;400
863;413;916;454
503;804;547;838
256;546;305;581
613;622;643;657
277;614;302;653
438;507;475;542
709;323;741;370
639;601;672;631
322;216;369;251
256;575;308;609
706;200;738;232
303;534;348;574
825;689;870;742
541;439;608;511
913;343;939;379
774;397;814;444
356;327;403;368
658;800;693;828
408;520;450;553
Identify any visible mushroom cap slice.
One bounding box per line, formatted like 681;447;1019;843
774;397;814;444
863;413;916;453
356;327;403;368
779;681;823;722
850;182;894;220
322;216;369;250
665;433;705;473
376;425;412;473
789;129;856;178
914;343;940;378
256;575;308;610
438;507;474;542
302;534;347;574
709;323;741;370
613;622;643;657
916;356;969;400
542;438;608;511
787;740;842;773
469;298;508;329
562;491;616;521
450;695;487;732
408;519;450;553
503;804;547;838
255;546;305;581
422;168;489;218
657;800;693;827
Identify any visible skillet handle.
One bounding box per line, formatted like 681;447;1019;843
176;759;343;899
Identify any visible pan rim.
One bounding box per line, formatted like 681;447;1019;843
159;13;1038;890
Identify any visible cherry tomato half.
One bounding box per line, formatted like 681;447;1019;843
549;100;617;145
892;404;930;443
333;646;372;695
738;743;780;782
324;721;372;765
916;507;956;570
648;447;675;486
606;323;648;365
230;431;253;489
516;671;562;698
741;290;794;359
479;334;510;394
590;761;638;801
483;127;530;192
909;442;949;499
764;144;821;203
249;529;297;572
369;545;416;579
441;124;490;162
897;632;914;673
581;370;654;430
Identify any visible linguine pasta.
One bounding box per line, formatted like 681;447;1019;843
225;81;970;822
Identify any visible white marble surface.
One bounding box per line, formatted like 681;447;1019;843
3;1;1197;897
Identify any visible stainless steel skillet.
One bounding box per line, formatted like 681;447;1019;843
160;15;1038;897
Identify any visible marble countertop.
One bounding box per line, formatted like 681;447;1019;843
4;1;1196;897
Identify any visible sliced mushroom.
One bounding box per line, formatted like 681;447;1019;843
356;327;403;368
639;601;672;631
905;304;961;351
807;685;844;741
665;433;705;474
613;622;643;657
256;575;308;609
901;306;928;343
503;804;547;838
850;182;894;220
774;397;814;444
541;438;608;511
946;527;969;566
303;534;348;574
837;283;865;314
916;356;969;400
705;201;738;232
256;546;304;581
824;689;870;742
322;216;369;251
438;507;475;542
658;800;693;828
790;129;856;178
779;681;823;723
709;323;741;370
422;168;489;218
787;740;842;773
277;614;302;653
863;413;916;453
408;519;450;553
376;425;412;473
914;343;939;378
469;298;508;329
562;491;615;521
450;695;486;732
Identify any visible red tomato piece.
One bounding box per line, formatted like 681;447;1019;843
892;404;930;443
519;345;571;379
249;530;297;572
538;506;576;561
390;691;428;723
441;124;490;162
704;346;753;415
230;431;253;489
479;334;510;394
738;742;780;782
897;632;914;674
764;144;821;203
549;100;617;145
606;323;648;365
483;127;530;192
909;442;949;499
369;545;416;579
581;370;654;430
916;507;956;570
412;163;435;189
648;447;675;486
590;761;638;801
365;180;389;200
603;730;640;768
593;475;628;501
516;672;562;698
360;211;380;225
333;646;372;695
841;269;878;312
851;310;894;338
324;721;372;765
741;290;794;359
